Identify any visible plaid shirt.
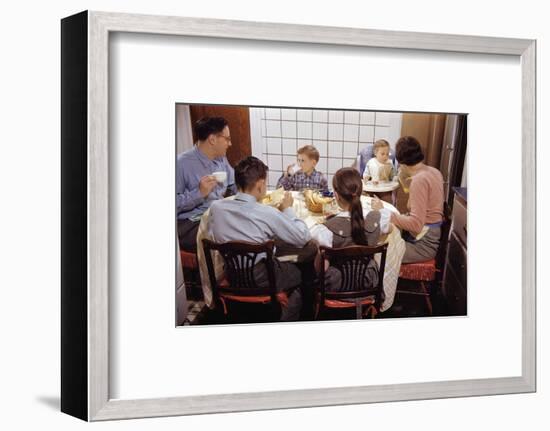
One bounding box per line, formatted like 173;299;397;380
276;169;329;193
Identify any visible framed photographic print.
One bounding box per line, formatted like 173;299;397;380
61;10;536;421
176;103;468;326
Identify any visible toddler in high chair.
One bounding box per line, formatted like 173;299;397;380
363;139;396;184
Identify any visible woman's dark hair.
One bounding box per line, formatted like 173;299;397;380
395;136;424;165
332;168;368;246
234;156;269;191
195;117;229;141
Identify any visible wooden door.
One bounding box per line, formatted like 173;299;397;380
395;112;447;213
400;113;447;168
189;105;251;167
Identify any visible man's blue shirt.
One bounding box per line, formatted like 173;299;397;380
176;146;236;220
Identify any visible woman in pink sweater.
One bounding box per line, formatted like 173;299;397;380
373;136;444;263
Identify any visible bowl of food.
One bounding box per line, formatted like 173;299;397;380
303;189;333;213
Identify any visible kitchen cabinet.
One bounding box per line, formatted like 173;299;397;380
442;187;467;315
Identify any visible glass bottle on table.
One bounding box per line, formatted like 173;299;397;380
289;163;300;175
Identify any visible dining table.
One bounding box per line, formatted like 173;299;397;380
195;190;406;313
362;179;400;204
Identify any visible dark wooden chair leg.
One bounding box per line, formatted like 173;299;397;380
420;281;433;315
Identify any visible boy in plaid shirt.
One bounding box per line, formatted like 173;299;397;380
277;145;329;193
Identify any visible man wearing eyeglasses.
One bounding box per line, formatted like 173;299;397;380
177;116;237;253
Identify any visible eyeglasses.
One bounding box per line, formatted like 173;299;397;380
217;134;232;143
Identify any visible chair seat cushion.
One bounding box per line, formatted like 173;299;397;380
399;259;436;281
324;297;375;309
179;250;198;269
218;278;286;305
220;293;272;304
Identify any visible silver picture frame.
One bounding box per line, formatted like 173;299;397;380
61;10;536;421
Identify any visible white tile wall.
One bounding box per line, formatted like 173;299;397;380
313;140;328;157
282;155;296;170
328;123;344;141
328;141;343;158
375;112;391;126
266;137;282;154
343;124;359;142
268;170;282;189
297;121;312;139
329;110;344;123
281;109;296;121
359;125;375;142
312;122;328;140
282;138;297;155
328;158;343;174
255;108;402;189
343;158;356;168
318;157;328;174
344;111;360;124
265;120;281;137
281;121;297;138
312;110;328;122
374;130;391;142
297;109;313;121
360;111;375;124
265;108;281;120
343;141;359;158
267;154;283;171
297;138;313;147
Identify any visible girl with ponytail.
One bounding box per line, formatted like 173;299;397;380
343;175;369;246
310;167;390;291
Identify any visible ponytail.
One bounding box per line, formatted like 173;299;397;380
349;195;368;245
333;167;368;246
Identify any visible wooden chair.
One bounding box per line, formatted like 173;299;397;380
397;204;452;315
202;239;281;318
316;243;388;319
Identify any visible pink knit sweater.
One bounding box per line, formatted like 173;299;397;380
391;164;444;235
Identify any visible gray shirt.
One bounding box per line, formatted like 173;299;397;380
208;192;311;259
176;146;237;221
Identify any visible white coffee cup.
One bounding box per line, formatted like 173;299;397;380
212;171;227;183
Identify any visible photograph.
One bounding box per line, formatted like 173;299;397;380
176;104;467;325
